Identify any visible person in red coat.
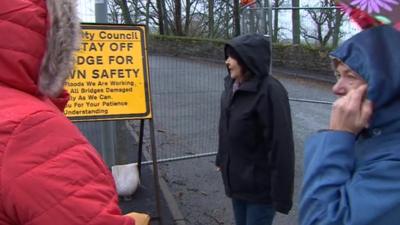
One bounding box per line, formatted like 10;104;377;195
0;1;139;224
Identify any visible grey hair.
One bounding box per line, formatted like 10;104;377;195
330;57;341;70
38;0;81;98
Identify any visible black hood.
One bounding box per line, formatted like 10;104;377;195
225;34;271;78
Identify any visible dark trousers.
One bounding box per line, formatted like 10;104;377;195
232;198;275;225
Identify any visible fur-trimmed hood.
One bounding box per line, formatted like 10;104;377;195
0;0;80;98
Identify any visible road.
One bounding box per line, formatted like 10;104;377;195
140;55;336;225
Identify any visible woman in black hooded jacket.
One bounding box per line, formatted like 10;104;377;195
216;34;294;225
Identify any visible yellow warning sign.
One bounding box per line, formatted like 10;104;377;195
64;24;152;121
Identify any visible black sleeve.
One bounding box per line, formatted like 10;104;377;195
216;111;223;167
258;78;295;214
216;89;227;167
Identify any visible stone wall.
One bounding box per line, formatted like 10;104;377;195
148;35;226;61
148;34;333;77
272;44;333;74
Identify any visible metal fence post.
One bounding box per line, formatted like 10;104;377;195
74;0;118;167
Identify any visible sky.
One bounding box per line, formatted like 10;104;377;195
77;0;95;22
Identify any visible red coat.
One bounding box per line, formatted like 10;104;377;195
0;1;133;225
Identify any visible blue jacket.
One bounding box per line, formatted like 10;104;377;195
300;25;400;225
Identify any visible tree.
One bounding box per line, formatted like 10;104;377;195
221;0;234;38
301;0;344;49
272;0;285;42
184;0;192;34
108;0;132;24
108;0;151;25
233;0;240;36
145;0;151;28
156;0;166;34
208;0;215;37
175;0;183;35
291;0;300;44
105;0;237;38
263;0;271;36
114;0;133;24
332;8;343;48
108;1;122;23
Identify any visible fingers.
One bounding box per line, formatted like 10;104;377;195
348;84;367;111
125;212;150;225
329;84;373;134
360;99;373;128
351;85;372;129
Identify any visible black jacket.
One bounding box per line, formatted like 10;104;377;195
216;34;294;214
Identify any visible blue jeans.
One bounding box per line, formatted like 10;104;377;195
232;198;275;225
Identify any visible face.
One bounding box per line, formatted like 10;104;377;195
332;62;367;97
225;56;244;81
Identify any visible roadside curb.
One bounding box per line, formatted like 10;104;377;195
273;67;336;84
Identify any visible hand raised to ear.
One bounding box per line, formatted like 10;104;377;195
329;84;373;134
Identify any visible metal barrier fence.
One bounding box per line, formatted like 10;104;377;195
74;6;349;165
146;55;223;161
135;55;334;164
74;54;334;165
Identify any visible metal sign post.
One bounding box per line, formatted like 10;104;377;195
95;0;108;23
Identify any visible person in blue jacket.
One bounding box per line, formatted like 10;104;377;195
299;25;400;225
